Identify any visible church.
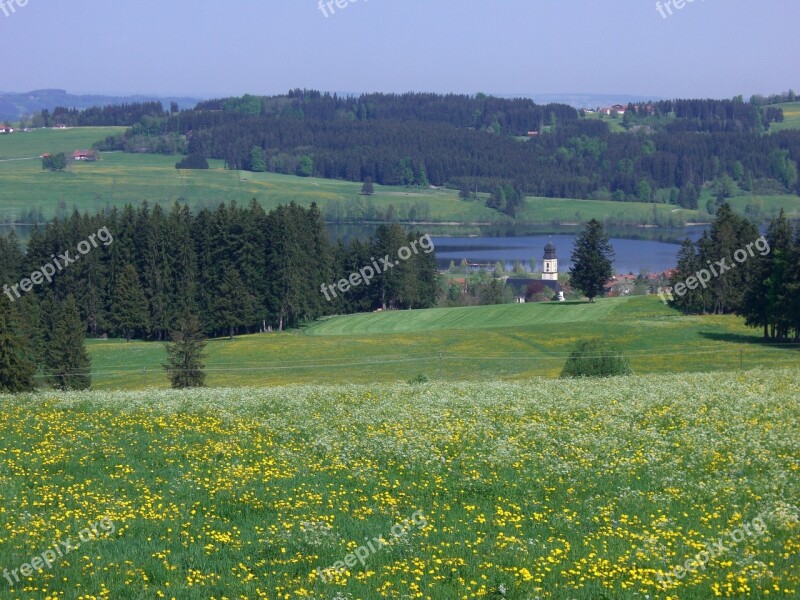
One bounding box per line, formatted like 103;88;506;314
506;240;564;302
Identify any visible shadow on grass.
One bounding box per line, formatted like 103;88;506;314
700;331;800;350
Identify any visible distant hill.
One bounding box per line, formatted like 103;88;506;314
0;89;202;122
506;93;666;109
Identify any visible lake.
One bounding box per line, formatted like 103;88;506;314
1;222;707;275
329;223;708;275
432;233;696;275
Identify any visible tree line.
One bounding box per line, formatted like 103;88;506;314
0;201;439;344
84;92;800;210
668;204;800;341
35;101;171;127
624;97;784;132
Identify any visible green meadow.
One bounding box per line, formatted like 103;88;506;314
0;146;703;226
1;369;798;599
3;127;800;227
768;101;800;132
84;296;799;391
0;147;497;224
0;126;124;160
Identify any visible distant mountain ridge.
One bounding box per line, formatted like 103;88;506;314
0;89;202;122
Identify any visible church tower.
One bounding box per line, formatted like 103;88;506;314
542;240;558;281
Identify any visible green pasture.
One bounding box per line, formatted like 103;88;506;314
1;127;798;228
1;369;798;598
83;296;799;391
0;127;124;160
768;102;800;132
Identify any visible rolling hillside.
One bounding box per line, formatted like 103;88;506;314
85;296;799;390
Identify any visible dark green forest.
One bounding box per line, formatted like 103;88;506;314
67;90;800;217
0;201;438;343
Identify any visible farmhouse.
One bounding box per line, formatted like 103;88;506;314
599;104;627;116
0;125;13;133
72;149;99;161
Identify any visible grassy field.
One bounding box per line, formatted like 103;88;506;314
768;102;800;133
3;128;800;228
0;127;124;160
515;196;701;226
83;296;800;391
0;148;498;224
1;128;799;229
0;147;706;227
1;369;798;598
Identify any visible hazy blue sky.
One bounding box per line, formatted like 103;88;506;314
1;0;797;99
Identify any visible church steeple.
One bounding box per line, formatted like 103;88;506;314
542;239;558;281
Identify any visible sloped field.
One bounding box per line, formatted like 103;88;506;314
1;369;798;598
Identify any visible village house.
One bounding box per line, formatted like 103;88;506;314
599;104;627;116
72;149;99;161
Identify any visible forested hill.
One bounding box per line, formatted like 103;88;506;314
88;91;800;214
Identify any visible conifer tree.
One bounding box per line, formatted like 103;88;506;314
670;239;706;313
112;264;149;342
163;312;207;388
215;267;254;339
740;210;792;339
569;219;615;303
0;296;36;393
46;295;91;390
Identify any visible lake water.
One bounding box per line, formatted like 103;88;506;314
432;234;690;275
325;224;707;274
1;222;707;275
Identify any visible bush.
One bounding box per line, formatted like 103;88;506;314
560;338;632;378
408;373;430;385
175;153;209;170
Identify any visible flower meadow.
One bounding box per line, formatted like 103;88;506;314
0;369;798;599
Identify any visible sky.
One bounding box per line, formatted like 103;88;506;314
1;0;798;100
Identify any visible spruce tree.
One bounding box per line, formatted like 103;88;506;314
215;267;254;339
670;239;707;313
46;295;91;390
703;203;758;315
163;312;207;388
0;296;36;393
112;264;149;342
740;211;792;339
569;219;615;302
